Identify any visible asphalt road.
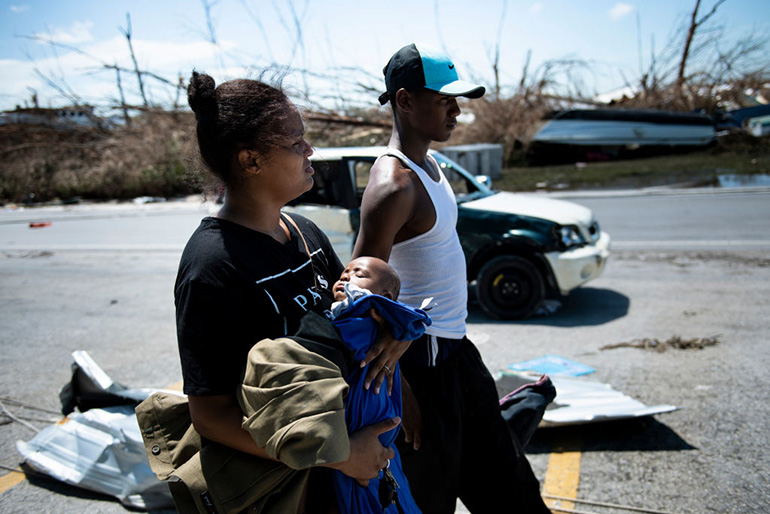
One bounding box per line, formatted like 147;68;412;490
1;188;769;513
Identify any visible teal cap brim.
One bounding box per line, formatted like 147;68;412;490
425;80;486;98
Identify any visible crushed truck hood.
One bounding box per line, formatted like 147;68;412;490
461;191;593;226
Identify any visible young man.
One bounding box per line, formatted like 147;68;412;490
353;43;550;513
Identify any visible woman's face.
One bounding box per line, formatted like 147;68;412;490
258;104;315;202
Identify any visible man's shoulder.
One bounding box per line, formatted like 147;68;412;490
370;154;420;195
372;152;412;175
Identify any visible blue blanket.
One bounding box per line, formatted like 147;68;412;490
331;293;430;513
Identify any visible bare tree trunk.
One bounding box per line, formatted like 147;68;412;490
273;1;310;98
201;0;219;45
492;51;501;101
492;0;508;100
433;0;448;55
675;0;727;105
239;0;275;62
121;13;148;107
114;65;131;126
32;68;81;107
675;0;701;101
636;12;644;77
200;0;227;71
519;49;532;96
174;75;184;110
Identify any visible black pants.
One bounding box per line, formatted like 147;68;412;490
397;336;550;514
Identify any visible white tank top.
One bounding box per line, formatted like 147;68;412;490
384;148;467;338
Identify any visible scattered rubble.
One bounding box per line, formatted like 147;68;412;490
600;335;721;352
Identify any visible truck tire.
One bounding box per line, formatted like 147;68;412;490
476;255;545;319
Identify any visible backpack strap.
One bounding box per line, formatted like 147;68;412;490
282;212;318;290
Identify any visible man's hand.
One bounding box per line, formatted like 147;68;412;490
401;377;422;451
331;417;399;486
361;308;411;394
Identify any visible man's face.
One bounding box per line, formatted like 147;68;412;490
408;89;462;142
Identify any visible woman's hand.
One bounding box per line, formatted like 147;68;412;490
360;308;411;395
330;417;399;486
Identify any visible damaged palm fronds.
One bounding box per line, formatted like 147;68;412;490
600;335;720;352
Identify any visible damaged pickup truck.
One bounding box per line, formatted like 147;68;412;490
285;147;610;319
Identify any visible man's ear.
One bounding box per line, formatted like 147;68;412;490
237;149;260;174
394;88;413;113
382;290;394;300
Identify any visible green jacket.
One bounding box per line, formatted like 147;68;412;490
136;313;353;513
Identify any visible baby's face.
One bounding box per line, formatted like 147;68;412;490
333;257;390;301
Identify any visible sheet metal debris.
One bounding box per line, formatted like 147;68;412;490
15;351;176;510
16;351;678;509
16;405;174;509
497;369;678;427
59;350;160;415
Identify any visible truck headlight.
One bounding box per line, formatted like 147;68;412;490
560;225;585;248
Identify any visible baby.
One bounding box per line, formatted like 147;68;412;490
328;257;429;514
331;256;400;309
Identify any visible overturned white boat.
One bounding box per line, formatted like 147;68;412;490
529;109;716;164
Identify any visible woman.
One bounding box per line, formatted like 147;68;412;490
176;71;410;511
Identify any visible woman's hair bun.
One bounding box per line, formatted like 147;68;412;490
187;70;217;118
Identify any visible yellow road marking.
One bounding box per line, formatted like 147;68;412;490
166;381;184;391
542;440;582;511
0;470;27;495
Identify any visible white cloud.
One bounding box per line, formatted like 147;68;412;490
135;39;234;69
33;21;94;45
10;5;30;13
0;57;46;108
608;3;635;21
0;36;247;110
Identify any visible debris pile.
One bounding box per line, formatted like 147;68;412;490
600;335;720;352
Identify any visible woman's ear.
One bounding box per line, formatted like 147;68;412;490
237;149;260;174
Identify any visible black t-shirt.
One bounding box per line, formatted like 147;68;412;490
175;214;344;396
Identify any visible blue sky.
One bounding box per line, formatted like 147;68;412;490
1;0;767;112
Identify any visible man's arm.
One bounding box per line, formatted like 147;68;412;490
351;157;419;393
353;156;417;261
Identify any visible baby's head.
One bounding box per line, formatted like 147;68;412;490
333;257;401;301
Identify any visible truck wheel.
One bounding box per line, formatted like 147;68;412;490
476;255;545;319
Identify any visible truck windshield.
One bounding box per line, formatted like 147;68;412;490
430;151;495;202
